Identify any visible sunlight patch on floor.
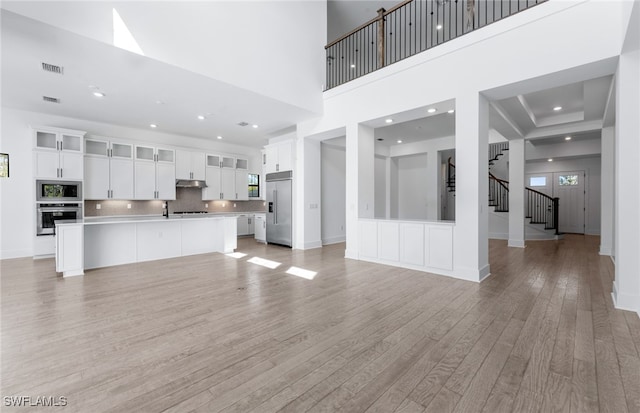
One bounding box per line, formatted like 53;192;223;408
248;257;281;269
226;252;248;259
286;266;317;280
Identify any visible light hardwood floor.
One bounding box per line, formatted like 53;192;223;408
1;235;639;412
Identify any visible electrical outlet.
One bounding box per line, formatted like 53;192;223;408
96;204;101;210
233;203;237;208
127;203;132;209
222;203;226;207
205;204;208;208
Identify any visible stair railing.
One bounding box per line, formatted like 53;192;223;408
526;187;559;235
447;157;455;192
489;173;509;212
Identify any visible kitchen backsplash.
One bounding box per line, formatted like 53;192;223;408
84;188;266;216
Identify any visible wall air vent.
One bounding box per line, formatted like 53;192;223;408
237;122;249;127
42;96;60;103
41;62;64;74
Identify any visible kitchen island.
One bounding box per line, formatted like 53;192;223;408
55;215;237;277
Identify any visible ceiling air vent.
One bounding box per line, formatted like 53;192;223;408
41;62;64;74
43;96;60;103
237;122;249;127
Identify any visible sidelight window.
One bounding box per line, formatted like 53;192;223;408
559;175;579;186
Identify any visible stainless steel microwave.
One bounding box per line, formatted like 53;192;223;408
36;180;82;202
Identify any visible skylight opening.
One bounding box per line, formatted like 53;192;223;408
113;8;144;56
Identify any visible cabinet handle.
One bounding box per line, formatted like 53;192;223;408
276;163;279;172
60;168;63;178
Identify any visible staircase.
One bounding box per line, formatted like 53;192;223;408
447;143;559;236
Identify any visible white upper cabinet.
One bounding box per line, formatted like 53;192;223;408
85;137;134;200
33;127;85;180
203;154;251;200
176;150;205;180
134;145;175;200
235;170;249;201
264;140;293;174
203;155;222;201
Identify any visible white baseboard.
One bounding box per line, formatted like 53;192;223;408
344;249;358;260
303;240;323;250
1;248;34;260
611;283;640;317
508;239;526;248
322;236;346;245
489;232;508;240
599;246;612;256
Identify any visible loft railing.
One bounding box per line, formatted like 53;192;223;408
325;0;548;89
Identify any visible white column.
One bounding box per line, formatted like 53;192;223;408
454;92;490;282
613;48;640;316
508;139;525;248
426;150;439;220
300;138;322;250
344;123;375;259
600;127;614;256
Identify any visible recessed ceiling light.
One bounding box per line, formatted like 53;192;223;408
397;140;403;143
385;118;393;123
565;136;572;141
553;106;562;111
447;109;455;114
548;158;553;162
252;124;259;129
150;124;157;128
93;91;105;98
350;64;355;68
436;24;443;30
155;100;165;105
217;136;222;140
197;115;205;120
427;108;437;113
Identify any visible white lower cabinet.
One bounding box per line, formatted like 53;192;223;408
358;219;454;274
55;223;84;277
254;214;266;242
237;215;249;236
236;214;255;236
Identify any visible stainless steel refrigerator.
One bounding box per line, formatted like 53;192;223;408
266;171;292;247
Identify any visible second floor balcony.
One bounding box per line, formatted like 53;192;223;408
325;0;548;90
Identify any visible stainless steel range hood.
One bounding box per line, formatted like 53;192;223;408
175;179;207;188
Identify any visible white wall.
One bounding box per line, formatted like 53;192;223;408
374;155;387;218
3;1;327;115
0;107;261;259
525;156;601;235
321;141;346;244
296;0;632;281
394;153;429;220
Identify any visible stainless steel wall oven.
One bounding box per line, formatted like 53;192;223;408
36;204;82;236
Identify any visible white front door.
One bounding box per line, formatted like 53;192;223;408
553;171;585;234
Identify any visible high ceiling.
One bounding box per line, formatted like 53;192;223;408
1;2;613;153
0;3;324;149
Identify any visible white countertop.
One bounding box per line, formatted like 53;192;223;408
359;218;455;226
57;214;239;226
